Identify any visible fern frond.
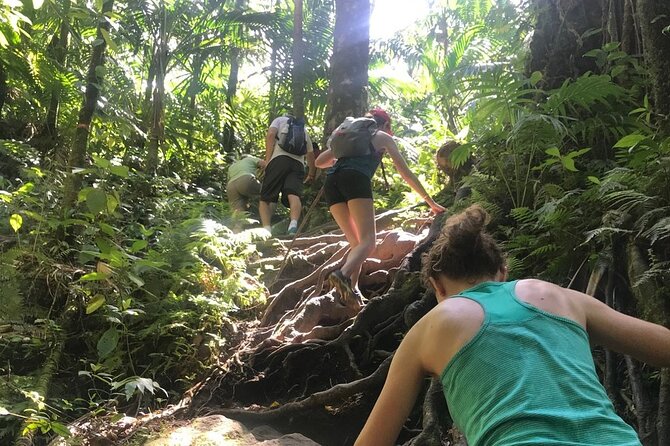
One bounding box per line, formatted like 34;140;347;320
543;74;629;115
603;190;655;214
641;217;670;245
510;207;534;225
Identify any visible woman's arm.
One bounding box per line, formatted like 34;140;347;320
378;133;445;214
355;323;427;446
575;289;670;367
315;148;336;169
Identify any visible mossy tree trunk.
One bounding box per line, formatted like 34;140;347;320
322;0;370;141
62;0;114;212
44;0;71;141
145;2;168;175
637;0;670;135
528;0;604;87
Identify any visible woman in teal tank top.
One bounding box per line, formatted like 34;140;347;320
355;205;670;446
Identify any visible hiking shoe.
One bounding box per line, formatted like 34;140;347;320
287;226;298;235
329;270;356;306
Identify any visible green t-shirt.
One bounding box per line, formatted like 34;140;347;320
227;156;261;184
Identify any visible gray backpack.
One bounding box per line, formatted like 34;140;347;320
329;117;378;158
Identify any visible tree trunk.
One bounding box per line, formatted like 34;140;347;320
267;0;279;125
44;0;71;140
0;60;7;120
62;0;114;212
322;0;370;141
187;42;204;154
142;44;158;129
221;0;245;154
145;3;168;175
221;48;240;155
658;368;670;446
621;0;640;55
291;0;305;119
637;0;670;134
528;0;604;88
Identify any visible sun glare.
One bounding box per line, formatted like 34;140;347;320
370;0;430;39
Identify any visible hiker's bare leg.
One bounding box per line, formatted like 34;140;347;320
287;194;302;222
259;200;274;228
341;198;376;289
330;203;360;250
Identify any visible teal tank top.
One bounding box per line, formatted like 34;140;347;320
440;281;641;446
328;153;382;179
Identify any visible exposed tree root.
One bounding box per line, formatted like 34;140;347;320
187;211;450;444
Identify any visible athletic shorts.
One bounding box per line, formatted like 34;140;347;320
260;155;305;204
227;174;261;211
324;169;373;206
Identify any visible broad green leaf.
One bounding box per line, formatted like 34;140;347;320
97;327;119;359
9;214;22;232
78;187;94;202
109;165;129;177
95;0;103;12
583;49;603;58
17;182;34;194
106;194;119;213
545;147;561;157
603;42;620;51
80;272;108;281
566;148;591;158
529;71;542;86
130;240;148;252
86;294;106;314
50;422;71;438
23;210;46;222
127;272;144;287
86;189;107;214
614;134;646;148
561;157;577;172
92;155;110;169
100;29;118;52
587;176;601;185
98;222;117;236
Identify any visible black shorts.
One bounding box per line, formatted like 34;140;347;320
324;169;373;206
260;156;305;203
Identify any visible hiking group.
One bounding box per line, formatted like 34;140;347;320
226;109;670;446
227;108;444;304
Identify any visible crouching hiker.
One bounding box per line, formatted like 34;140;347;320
355;204;670;446
226;154;266;213
315;108;445;307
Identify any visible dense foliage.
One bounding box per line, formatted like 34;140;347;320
1;0;669;444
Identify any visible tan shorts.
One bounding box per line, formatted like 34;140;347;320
226;174;261;211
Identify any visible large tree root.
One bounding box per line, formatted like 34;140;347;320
187;211;450;445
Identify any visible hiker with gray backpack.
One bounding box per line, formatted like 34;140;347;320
315;108;445;307
260;114;317;235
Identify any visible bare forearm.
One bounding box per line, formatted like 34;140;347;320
315;149;336;169
264;133;275;162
